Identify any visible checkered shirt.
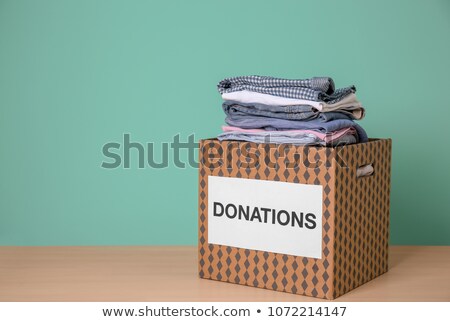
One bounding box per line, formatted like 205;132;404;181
217;75;355;103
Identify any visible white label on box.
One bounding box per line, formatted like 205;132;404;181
207;176;323;259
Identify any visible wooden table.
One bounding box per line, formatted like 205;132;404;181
0;246;448;301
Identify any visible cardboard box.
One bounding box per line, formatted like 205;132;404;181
198;138;392;300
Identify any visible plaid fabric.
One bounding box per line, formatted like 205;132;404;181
218;75;355;103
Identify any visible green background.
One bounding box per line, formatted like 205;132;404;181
1;0;449;246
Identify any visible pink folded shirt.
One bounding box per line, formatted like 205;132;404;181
221;125;356;144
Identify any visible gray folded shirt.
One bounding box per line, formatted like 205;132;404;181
222;100;356;122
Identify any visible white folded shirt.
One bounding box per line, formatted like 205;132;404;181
222;90;364;113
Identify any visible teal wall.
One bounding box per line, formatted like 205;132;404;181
1;0;449;245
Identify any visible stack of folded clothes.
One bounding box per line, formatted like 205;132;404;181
216;75;368;146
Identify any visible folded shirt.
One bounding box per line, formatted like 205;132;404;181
222;91;365;119
224;115;368;143
218;75;355;103
222;125;357;144
217;129;357;146
223;100;359;122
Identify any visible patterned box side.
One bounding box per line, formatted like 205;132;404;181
332;139;392;298
198;139;337;299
